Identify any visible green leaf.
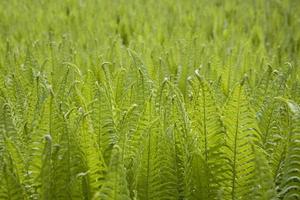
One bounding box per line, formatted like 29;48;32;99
222;82;261;200
94;145;131;200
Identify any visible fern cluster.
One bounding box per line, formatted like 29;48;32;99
0;0;300;199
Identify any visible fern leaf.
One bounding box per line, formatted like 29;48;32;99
222;82;261;199
278;100;300;199
94;145;131;200
188;72;226;199
251;146;277;200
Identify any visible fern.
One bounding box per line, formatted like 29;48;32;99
135;119;180;200
94;145;131;200
80;112;107;198
251;146;277;200
0;99;25;199
187;70;226;199
278;99;300;199
0;155;25;200
40;135;53;200
222;81;262;199
1;1;300;199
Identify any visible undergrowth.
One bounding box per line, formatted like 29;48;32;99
0;0;300;199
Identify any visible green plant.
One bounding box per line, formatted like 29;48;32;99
0;0;300;199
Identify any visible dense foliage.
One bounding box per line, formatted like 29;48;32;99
0;0;300;199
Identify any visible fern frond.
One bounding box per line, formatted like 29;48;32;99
135;113;180;200
251;146;277;200
0;99;26;199
94;145;131;200
187;72;226;199
94;81;118;164
40;135;53;200
0;157;25;200
80;112;107;198
222;81;261;199
278;99;300;199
